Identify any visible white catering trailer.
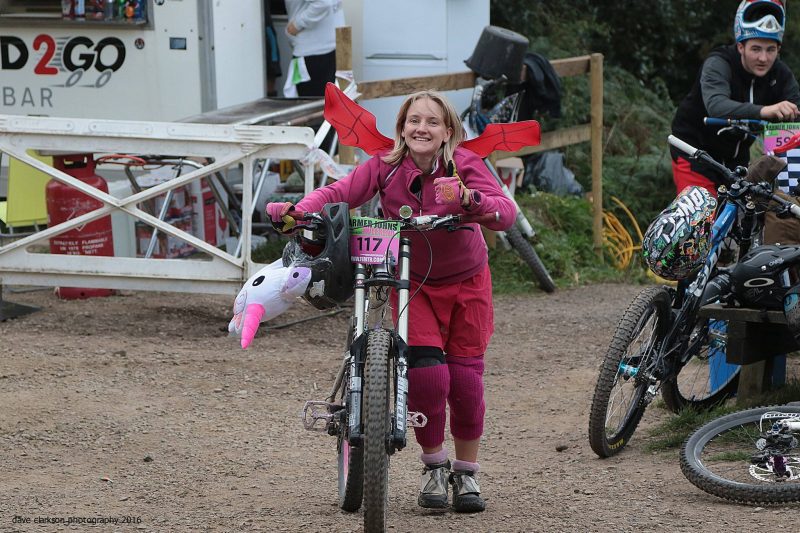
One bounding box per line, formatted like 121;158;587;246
0;0;489;125
0;0;266;121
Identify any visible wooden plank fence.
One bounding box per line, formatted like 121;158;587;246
338;28;604;256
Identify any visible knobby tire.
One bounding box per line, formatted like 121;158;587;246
362;329;392;532
588;286;672;457
680;405;800;504
504;225;556;293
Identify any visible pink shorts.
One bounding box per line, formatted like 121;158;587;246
392;264;494;357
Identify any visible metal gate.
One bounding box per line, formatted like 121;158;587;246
0;114;314;295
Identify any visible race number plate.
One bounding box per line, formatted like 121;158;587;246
764;122;800;194
350;217;401;264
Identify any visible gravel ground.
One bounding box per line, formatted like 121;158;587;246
0;282;795;532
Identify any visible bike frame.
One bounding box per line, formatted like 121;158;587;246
638;185;752;403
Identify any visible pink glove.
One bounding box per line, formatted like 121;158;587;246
266;201;296;232
434;176;464;205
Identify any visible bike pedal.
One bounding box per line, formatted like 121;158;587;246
407;411;428;428
301;400;339;431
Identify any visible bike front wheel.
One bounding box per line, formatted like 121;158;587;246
681;405;800;504
588;286;672;457
362;328;393;532
661;317;739;412
504;225;556;293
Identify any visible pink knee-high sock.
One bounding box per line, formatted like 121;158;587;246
407;364;450;448
447;355;485;441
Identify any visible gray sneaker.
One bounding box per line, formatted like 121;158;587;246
418;461;450;509
449;470;486;513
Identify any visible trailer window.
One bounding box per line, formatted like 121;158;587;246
0;0;150;25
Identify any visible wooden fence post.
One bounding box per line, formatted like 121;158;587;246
590;53;604;260
335;26;356;166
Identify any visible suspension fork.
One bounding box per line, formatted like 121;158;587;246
345;264;368;446
390;237;413;452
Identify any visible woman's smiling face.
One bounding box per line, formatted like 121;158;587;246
402;97;453;170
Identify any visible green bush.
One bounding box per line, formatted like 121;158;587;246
490;191;649;294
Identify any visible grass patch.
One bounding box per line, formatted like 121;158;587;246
644;405;738;453
706;451;752;463
644;378;800;453
488;191;650;295
251;236;290;264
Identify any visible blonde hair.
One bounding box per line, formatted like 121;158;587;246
381;90;465;167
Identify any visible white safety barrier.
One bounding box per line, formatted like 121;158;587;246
0;115;314;295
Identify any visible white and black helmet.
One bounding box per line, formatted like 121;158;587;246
734;0;786;43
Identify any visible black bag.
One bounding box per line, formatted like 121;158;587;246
514;52;563;120
523;151;583;197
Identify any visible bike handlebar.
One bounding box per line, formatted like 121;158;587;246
667;135;699;158
287;208;501;229
703;117;768;128
669;134;800;218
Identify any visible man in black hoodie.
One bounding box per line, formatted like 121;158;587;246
671;0;800;195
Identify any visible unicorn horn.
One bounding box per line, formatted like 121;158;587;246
240;303;266;349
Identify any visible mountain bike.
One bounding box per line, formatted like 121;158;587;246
588;134;800;458
681;404;800;504
461;75;556;293
296;203;499;532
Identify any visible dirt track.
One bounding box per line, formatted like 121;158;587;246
0;283;794;532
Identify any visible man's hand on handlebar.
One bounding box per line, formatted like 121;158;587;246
760;100;800;122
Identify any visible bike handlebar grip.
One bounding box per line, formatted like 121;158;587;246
668;135;699;157
790;204;800;219
703;117;729;126
464;212;501;225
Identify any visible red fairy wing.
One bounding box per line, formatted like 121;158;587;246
323;82;394;155
461;121;541;158
774;131;800;154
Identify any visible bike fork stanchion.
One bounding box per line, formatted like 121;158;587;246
392;236;413;451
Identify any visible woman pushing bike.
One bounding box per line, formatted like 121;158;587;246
671;0;800;197
266;83;537;514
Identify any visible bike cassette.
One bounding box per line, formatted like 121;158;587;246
407;411;428;428
301;401;342;431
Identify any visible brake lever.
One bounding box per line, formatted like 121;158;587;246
775;203;796;219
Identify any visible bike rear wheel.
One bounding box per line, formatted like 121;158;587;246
588;286;671;457
504;225;556;293
661;317;739;412
681;405;800;504
362;329;392;532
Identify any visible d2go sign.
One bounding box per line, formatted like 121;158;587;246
0;31;162;118
1;34;126;88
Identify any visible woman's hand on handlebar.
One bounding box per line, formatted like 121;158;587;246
266;201;297;233
760;100;800;122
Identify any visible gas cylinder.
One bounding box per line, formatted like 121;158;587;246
46;153;114;299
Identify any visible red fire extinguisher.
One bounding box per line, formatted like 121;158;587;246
46;153;114;299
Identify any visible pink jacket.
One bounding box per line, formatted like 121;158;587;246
295;147;516;285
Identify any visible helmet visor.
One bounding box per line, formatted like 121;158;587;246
741;1;785;31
